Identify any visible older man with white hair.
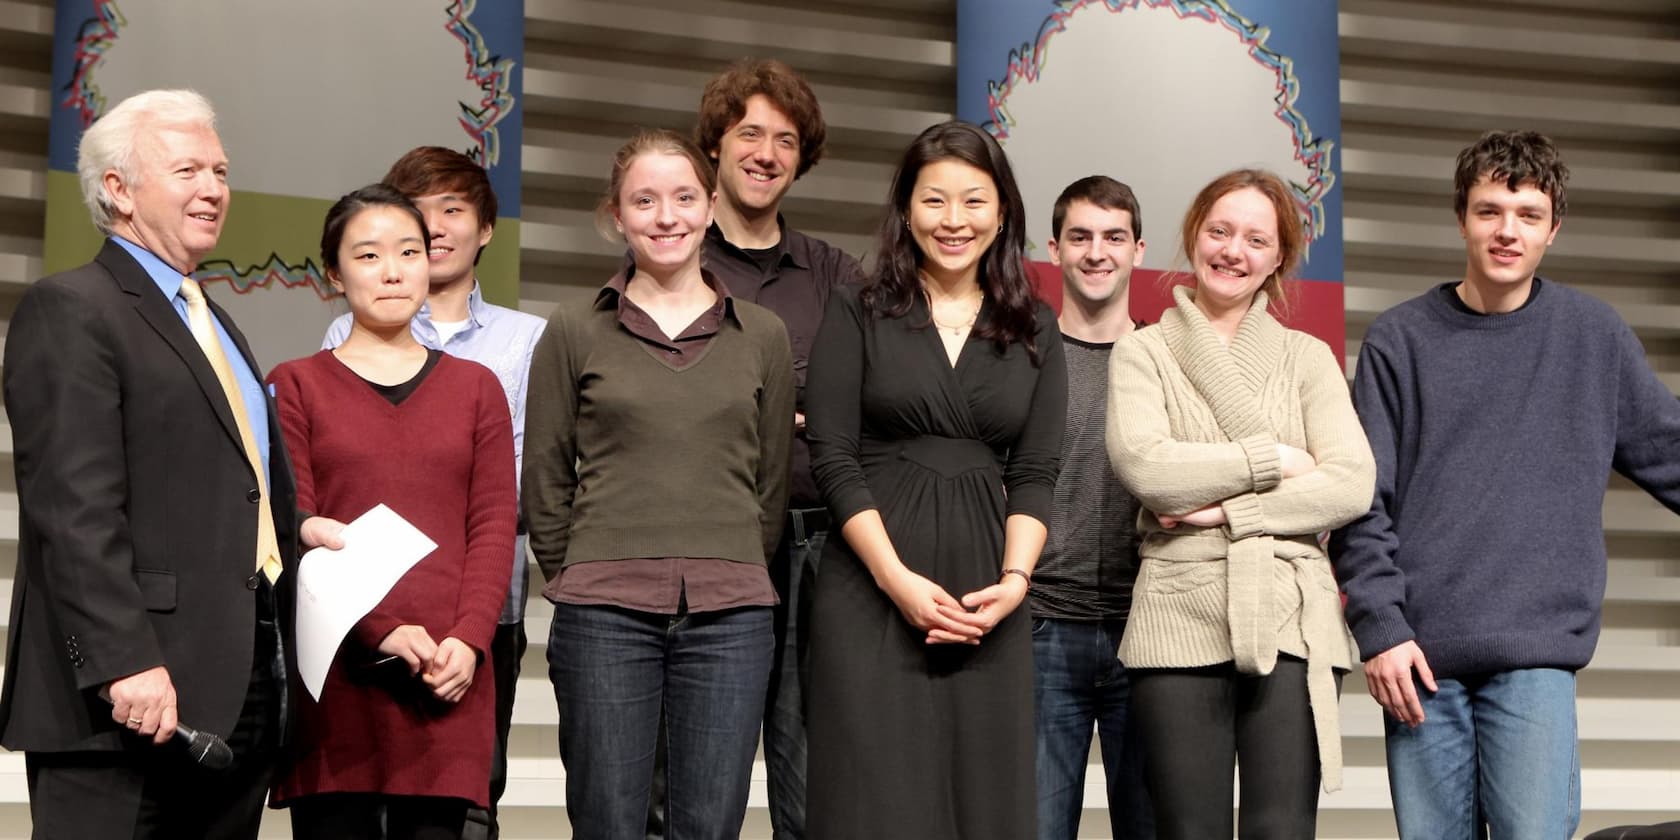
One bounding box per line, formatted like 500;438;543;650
0;89;296;839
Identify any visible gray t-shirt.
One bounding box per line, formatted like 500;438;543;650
1029;333;1143;622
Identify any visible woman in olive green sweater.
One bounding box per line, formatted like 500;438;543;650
1106;169;1375;839
522;129;794;840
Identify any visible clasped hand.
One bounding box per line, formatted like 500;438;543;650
880;567;1028;645
377;626;477;704
302;517;475;703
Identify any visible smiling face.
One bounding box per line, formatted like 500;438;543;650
1191;186;1282;316
105;123;229;275
1050;199;1144;309
411;190;493;289
330;205;430;331
614;151;715;276
908;158;1000;285
713;94;800;216
1458;174;1559;292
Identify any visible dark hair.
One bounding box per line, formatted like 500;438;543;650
1178;168;1305;307
321;184;430;274
863;121;1041;363
1051;175;1142;240
382;146;498;264
594;128;717;241
1453;130;1569;223
695;58;826;179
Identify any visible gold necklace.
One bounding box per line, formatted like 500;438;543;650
930;293;983;336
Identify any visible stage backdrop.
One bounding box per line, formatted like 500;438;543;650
44;0;524;367
957;0;1343;352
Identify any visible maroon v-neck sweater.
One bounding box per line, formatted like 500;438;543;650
267;350;516;807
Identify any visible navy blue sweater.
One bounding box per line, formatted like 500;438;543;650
1331;280;1680;677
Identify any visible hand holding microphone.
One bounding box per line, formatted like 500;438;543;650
102;666;234;770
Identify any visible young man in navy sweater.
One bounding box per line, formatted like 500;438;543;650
1332;130;1680;840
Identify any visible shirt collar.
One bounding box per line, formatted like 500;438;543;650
110;235;191;302
704;216;810;272
417;279;490;329
596;265;739;323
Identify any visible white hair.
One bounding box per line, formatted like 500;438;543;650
77;89;219;234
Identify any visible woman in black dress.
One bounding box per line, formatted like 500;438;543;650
804;121;1065;839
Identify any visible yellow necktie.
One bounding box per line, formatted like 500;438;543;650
180;277;282;584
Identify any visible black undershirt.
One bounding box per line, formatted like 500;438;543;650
360;349;443;405
741;245;780;276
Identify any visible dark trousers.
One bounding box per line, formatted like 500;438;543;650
1032;617;1153;840
1130;656;1322;840
26;585;282;840
289;792;468;840
464;620;527;840
762;509;826;840
549;601;773;840
645;509;827;840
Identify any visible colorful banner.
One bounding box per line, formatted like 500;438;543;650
957;0;1343;351
45;0;524;366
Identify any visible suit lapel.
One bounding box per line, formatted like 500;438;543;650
98;241;248;459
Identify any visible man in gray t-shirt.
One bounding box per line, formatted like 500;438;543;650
1031;176;1153;840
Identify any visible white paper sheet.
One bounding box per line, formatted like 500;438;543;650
294;503;437;701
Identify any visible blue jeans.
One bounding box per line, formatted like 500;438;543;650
1385;667;1580;840
763;511;826;840
548;601;773;840
1032;617;1154;840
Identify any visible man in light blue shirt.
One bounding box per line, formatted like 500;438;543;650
322;147;543;840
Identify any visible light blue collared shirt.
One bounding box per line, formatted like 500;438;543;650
324;280;546;623
113;236;270;485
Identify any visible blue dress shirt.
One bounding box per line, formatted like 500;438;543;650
112;236;271;486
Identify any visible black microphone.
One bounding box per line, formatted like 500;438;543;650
100;689;234;770
173;721;234;770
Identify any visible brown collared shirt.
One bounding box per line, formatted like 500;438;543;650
703;220;866;508
548;266;778;613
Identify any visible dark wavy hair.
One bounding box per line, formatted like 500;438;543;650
862;121;1041;363
695;58;826;178
1453;130;1569;224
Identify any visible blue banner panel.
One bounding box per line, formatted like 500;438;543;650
957;0;1343;349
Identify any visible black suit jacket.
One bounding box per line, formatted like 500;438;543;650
0;239;299;752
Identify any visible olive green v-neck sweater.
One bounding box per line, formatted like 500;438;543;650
522;283;795;584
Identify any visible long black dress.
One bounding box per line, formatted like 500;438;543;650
804;287;1066;839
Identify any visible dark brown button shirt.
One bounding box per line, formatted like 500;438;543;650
703;219;866;508
549;266;777;613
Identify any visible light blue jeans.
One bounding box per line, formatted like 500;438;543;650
1385;667;1580;840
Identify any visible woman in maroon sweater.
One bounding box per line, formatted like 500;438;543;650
267;185;516;839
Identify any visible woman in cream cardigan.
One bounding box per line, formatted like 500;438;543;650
1106;169;1375;839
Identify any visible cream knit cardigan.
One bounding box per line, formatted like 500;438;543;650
1106;285;1376;791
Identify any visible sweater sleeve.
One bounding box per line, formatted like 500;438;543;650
522;308;582;584
268;363;316;528
756;319;796;561
1329;334;1417;660
445;367;518;657
1107;332;1284;515
1003;308;1065;524
1220;338;1378;539
1610;319;1680;511
806;289;877;525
